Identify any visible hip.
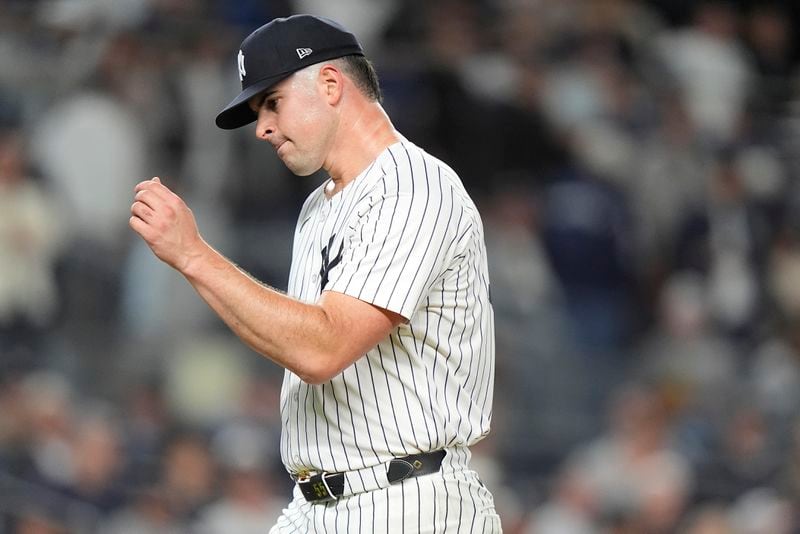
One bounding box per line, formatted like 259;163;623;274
270;468;502;534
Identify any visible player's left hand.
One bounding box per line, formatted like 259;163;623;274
129;177;205;272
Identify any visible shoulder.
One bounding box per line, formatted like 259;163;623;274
379;141;466;198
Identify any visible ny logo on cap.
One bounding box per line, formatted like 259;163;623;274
237;50;246;81
296;48;313;59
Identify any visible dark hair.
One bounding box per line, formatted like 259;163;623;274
335;54;382;103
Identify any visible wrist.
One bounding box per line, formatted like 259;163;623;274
178;238;213;279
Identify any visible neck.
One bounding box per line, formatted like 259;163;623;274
323;101;402;196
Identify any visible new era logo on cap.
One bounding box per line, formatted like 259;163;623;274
215;14;365;130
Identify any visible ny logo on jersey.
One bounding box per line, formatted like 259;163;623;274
320;234;343;291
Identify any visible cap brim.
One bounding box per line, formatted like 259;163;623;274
215;72;292;130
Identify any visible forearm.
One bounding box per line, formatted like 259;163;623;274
181;241;342;383
130;178;400;383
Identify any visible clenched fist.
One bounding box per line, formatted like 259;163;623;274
129;177;206;272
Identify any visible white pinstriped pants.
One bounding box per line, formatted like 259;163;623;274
269;468;502;533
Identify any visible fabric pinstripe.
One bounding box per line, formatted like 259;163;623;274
272;140;500;532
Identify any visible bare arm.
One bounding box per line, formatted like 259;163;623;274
129;178;403;384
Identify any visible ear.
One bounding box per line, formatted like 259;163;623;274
318;64;344;105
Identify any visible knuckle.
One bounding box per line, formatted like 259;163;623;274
132;202;148;216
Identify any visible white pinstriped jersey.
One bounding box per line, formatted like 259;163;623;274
280;139;495;476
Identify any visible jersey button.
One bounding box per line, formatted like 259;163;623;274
311;273;319;284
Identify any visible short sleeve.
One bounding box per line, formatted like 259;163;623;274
324;165;462;320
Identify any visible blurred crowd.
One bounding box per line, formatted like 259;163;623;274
1;0;800;532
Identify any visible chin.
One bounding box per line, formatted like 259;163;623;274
284;157;322;177
286;164;319;177
293;167;320;177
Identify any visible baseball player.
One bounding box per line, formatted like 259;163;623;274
130;14;500;533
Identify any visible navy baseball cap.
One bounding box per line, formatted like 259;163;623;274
215;14;364;130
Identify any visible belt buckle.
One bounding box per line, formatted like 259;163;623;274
298;472;338;503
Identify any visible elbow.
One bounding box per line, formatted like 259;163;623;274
293;351;347;385
299;372;333;386
297;367;338;386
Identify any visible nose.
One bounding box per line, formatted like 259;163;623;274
254;109;275;140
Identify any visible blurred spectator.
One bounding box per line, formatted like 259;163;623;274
119;379;170;477
34;0;153;32
469;437;526;532
748;329;800;422
21;372;76;489
174;27;235;205
630;95;709;282
563;383;693;532
159;431;216;522
0;129;64;362
30;33;148;249
29;32;149;337
743;3;796;118
161;335;251;428
695;406;782;504
295;0;397;54
656;1;753;145
540;169;637;351
484;184;558;323
55;407;127;514
381;0;567;199
194;421;283;533
379;2;492;195
728;487;794;534
101;484;184;534
673;149;771;336
523;464;597;534
483;182;597;473
636;272;737;438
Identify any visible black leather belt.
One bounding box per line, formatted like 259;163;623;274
296;450;446;503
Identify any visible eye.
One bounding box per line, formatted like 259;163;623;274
266;98;279;111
